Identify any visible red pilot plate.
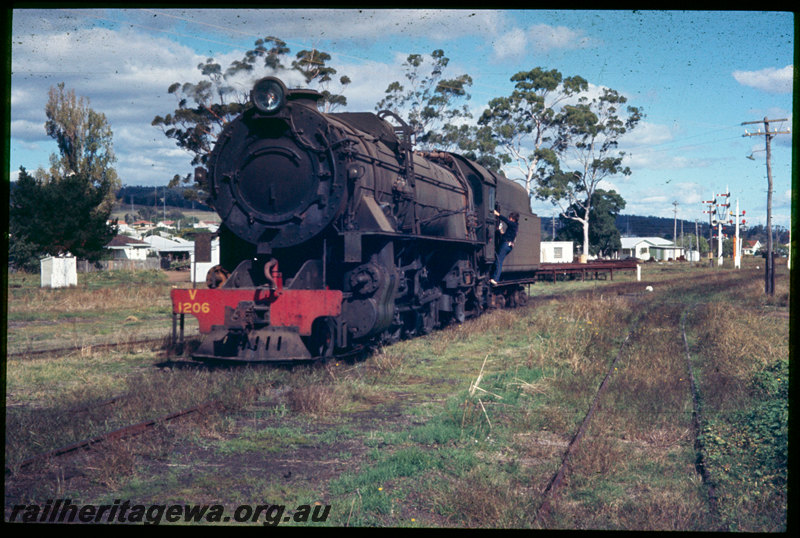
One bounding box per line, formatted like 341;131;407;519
171;288;342;335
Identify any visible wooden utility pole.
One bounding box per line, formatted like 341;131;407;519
742;118;790;295
715;189;730;267
702;195;716;266
672;201;678;241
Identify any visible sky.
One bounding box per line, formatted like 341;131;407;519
8;8;795;229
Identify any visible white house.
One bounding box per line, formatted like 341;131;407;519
742;240;761;256
540;241;574;263
618;237;683;261
104;235;150;260
648;238;684;261
141;234;195;268
141;234;195;256
619;237;654;260
131;220;156;234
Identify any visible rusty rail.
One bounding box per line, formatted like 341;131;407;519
534;301;728;528
11;400;221;471
7;337;167;361
534;319;639;524
680;307;724;530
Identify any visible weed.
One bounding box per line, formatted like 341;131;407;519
287;384;340;416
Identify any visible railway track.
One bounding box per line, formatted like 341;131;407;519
680;306;723;529
10;400;222;472
531;288;733;529
6;337;168;360
534;310;644;524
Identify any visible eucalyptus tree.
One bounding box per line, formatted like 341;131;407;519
477;68;588;196
292;49;351;112
375;49;473;150
12;83;120;268
152;37;291;176
152;37;350;198
538;87;643;258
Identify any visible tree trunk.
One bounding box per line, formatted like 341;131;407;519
583;218;590;258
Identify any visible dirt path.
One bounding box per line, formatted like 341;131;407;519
165;270;191;284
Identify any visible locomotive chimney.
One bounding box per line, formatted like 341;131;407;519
288;88;323;107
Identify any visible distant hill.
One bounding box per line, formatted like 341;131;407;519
540;213;711;241
540;213;788;245
115;186;212;212
614;214;710;239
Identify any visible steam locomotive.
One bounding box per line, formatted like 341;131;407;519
171;77;541;362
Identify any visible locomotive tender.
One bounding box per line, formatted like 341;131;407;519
171;77;541;362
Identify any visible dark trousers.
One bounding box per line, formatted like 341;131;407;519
492;242;513;281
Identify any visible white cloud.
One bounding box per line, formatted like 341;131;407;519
732;65;793;93
624;151;712;172
107;8;508;48
639;195;669;204
492;22;593;60
597;179;619;192
10;119;46;141
623;122;674;148
674;183;704;205
527;23;592;52
492;28;527;59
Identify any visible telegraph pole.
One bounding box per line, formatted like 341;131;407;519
742;118;790;295
672;201;679;258
672;201;678;243
702;195;716;266
714;189;730;267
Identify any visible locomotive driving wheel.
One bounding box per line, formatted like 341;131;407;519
420;303;437;335
515;288;528;307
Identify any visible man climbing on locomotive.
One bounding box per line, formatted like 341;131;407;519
490;209;519;285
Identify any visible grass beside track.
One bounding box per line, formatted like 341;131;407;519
4;259;789;529
5;270;193;354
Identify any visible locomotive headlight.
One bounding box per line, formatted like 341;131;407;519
251;77;286;114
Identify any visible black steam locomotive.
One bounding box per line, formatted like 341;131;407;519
171;77;541;362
